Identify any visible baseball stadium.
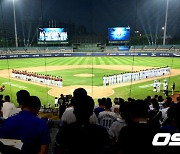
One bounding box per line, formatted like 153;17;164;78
0;48;180;107
0;0;180;153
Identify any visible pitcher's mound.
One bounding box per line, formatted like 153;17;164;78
74;74;94;77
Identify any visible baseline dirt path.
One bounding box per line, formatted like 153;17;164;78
0;65;180;98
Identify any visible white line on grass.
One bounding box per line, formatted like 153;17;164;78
2;82;27;89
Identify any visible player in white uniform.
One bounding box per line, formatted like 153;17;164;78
103;75;106;86
157;80;161;92
108;75;111;85
110;75;113;85
117;74;121;84
123;73;127;82
153;80;157;92
106;75;109;86
163;80;168;95
136;72;140;81
119;73;123;83
113;74;117;85
139;70;144;80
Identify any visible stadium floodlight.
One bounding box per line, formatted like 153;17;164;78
12;0;18;48
163;0;169;45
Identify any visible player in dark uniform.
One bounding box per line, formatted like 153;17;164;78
171;82;175;95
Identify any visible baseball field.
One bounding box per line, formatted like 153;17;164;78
0;56;180;107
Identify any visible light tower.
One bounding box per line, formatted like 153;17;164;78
163;0;169;45
12;0;18;48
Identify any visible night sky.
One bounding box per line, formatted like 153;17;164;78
0;0;180;39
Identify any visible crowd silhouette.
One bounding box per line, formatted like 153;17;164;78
0;88;180;154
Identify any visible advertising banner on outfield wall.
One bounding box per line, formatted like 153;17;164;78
0;52;177;59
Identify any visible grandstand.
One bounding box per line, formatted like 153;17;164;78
0;46;72;55
0;45;179;55
72;43;105;52
129;45;180;52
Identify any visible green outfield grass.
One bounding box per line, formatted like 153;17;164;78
111;75;180;100
0;57;180;70
0;56;180;106
39;68;125;86
0;77;52;107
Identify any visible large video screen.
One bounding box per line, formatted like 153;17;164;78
38;28;68;42
108;27;130;42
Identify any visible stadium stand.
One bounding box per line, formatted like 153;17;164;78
155;45;174;52
0;45;179;55
128;45;180;53
0;88;180;153
129;45;144;52
73;43;105;52
106;46;120;52
0;46;72;55
143;45;158;51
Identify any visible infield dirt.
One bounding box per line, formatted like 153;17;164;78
0;65;180;98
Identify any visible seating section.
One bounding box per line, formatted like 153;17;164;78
0;45;179;55
0;90;179;154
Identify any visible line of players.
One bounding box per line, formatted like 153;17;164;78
153;79;168;92
153;79;171;97
103;66;170;86
11;69;63;87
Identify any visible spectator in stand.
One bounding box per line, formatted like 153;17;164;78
73;87;87;98
159;103;180;153
161;99;172;124
55;94;110;154
127;97;132;102
58;94;66;119
157;95;164;109
16;90;30;110
119;98;125;104
148;98;162;132
147;95;152;100
109;101;128;143
128;97;135;103
94;98;105;117
98;98;117;131
1;95;18;119
166;96;173;102
117;100;156;154
145;96;152;105
161;103;180;131
0;94;4;111
60;97;76;125
60;89;98;126
165;96;174;107
176;96;180;104
0;95;51;154
111;98;120;118
0;95;4;123
154;94;158;100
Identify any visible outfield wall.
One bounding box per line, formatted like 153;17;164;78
0;52;180;59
